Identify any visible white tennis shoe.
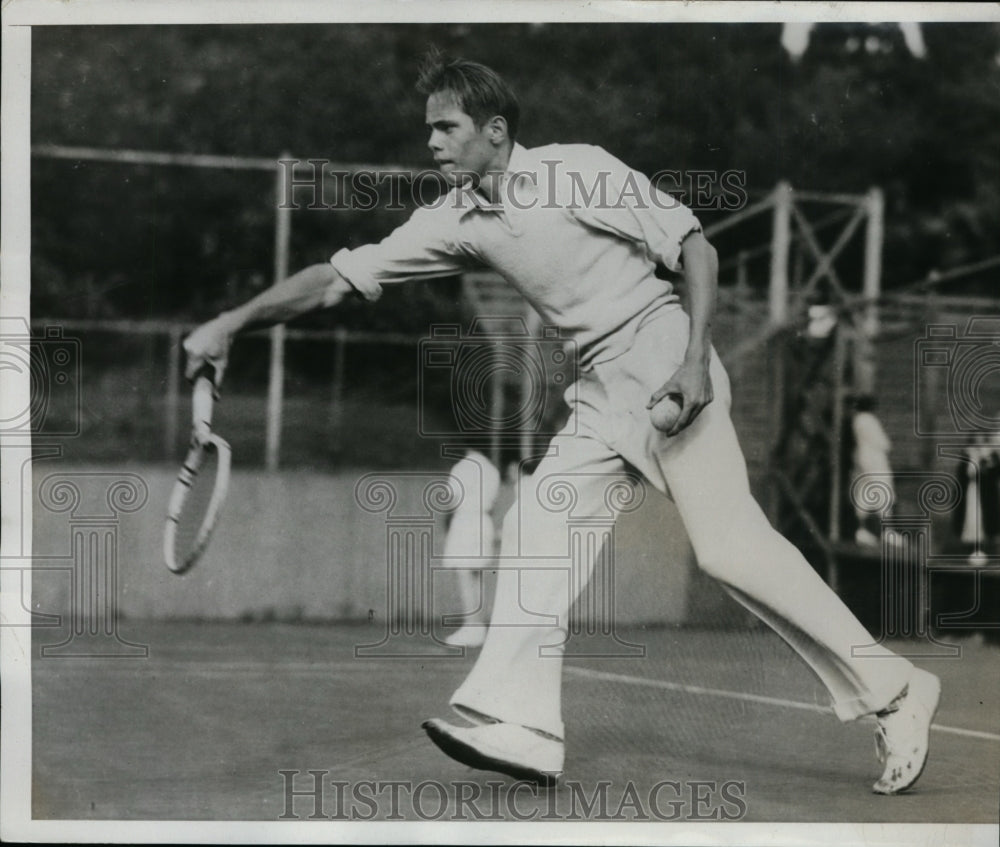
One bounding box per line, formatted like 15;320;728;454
872;668;941;795
422;718;564;785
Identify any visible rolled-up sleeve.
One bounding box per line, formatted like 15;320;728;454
568;147;701;273
329;204;473;302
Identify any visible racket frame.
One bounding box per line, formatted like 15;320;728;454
163;372;232;574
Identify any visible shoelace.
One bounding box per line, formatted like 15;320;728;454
873;682;908;764
874;724;889;764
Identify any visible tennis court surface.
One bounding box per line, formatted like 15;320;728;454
32;621;999;824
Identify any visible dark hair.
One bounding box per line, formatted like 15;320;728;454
416;49;520;141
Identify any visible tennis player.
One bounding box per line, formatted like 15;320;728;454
183;53;940;795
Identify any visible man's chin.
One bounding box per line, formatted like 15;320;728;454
438;168;477;189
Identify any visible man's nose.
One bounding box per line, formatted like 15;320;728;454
427;131;442;153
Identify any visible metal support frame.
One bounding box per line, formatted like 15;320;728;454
761;182;885;570
33;141;891;546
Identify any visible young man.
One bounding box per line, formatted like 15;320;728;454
183;54;940;795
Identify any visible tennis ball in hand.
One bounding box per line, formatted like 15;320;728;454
649;395;683;432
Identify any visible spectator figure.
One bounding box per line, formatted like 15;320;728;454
850;395;895;548
954;434;1000;565
441;450;502;647
442;449;535;646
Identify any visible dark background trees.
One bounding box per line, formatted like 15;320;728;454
30;22;1000;323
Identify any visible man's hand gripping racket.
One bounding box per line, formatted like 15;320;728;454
163;364;232;574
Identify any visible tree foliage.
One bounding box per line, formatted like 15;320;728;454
30;22;1000;321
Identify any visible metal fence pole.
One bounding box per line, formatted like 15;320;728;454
769;181;793;325
829;325;850;546
857;186;885;396
266;153;292;471
767;182;793;522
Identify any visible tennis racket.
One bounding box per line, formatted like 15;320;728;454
163;367;232;575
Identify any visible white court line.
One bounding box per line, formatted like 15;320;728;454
48;656;1000;742
565;665;1000;743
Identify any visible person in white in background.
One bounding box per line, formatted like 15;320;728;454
442;450;502;647
851;395;895;547
957;434;998;566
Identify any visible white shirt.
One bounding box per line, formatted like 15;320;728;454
329;142;701;364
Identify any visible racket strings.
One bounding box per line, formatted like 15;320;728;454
165;435;230;574
175;443;219;562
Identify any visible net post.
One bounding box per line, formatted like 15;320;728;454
266;152;293;471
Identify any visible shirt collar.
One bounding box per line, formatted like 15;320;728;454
506;142;529;177
455;143;530;217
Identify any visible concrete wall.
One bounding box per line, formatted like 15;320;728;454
29;464;737;627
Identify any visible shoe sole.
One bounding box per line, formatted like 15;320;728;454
422;720;560;787
873;672;941;795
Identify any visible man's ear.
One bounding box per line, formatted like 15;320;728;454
486;115;508;145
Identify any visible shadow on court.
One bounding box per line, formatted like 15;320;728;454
31;621;999;823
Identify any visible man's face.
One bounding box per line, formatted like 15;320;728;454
425;91;502;186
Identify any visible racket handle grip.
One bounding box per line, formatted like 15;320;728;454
192;369;215;443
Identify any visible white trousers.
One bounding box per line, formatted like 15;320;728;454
450;306;913;740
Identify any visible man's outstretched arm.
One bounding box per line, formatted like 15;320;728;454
183;263;355;383
646;230;718;435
